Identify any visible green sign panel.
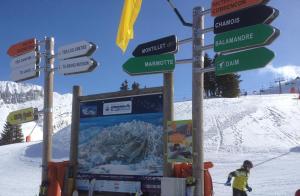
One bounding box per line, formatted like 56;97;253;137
214;24;279;53
123;53;175;75
215;47;274;76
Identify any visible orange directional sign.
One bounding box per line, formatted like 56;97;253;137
7;38;37;57
211;0;266;17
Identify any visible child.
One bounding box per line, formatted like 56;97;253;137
225;160;253;196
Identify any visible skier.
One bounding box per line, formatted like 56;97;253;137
224;160;253;196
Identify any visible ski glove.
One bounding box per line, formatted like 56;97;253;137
224;181;231;186
224;177;231;186
247;186;252;192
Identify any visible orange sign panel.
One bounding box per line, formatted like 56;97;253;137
211;0;265;17
7;38;37;57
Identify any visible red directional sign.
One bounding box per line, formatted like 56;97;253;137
7;38;37;57
211;0;266;17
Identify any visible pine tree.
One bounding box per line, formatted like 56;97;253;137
13;123;24;143
132;81;140;91
203;53;241;98
204;53;216;97
216;74;241;98
120;80;129;91
0;122;13;145
0;121;23;146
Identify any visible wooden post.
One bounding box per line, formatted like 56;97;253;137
163;72;174;177
192;7;205;196
40;37;54;196
68;85;82;195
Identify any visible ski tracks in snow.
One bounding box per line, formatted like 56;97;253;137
207;105;257;153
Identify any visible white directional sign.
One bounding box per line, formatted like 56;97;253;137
57;40;97;60
11;64;39;82
58;56;98;75
10;51;38;69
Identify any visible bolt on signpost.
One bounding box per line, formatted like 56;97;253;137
7;38;98;196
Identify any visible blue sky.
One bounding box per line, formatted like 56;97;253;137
0;0;299;100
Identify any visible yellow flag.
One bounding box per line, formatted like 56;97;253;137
116;0;143;52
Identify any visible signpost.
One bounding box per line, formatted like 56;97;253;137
57;40;97;60
11;64;39;82
58;56;98;75
132;35;178;57
7;107;38;125
215;47;274;75
214;24;279;53
214;5;279;34
10;51;39;69
123;53;175;75
7;38;37;57
163;1;280;195
211;0;267;17
7;37;99;196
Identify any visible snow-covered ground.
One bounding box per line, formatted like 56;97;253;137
0;94;300;195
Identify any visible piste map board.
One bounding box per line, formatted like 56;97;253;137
77;93;163;193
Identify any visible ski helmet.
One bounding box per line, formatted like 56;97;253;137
243;160;253;168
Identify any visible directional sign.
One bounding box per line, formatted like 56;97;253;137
215;47;274;76
58;56;98;75
132;35;178;57
214;5;279;34
10;51;39;69
123;53;175;75
214;24;279;53
7;107;38;125
58;40;97;60
7;38;37;57
211;0;267;17
11;64;39;82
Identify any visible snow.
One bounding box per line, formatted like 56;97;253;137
0;93;300;195
0;81;73;142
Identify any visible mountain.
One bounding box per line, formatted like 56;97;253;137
0;81;43;104
0;81;72;141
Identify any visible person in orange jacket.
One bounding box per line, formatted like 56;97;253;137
225;160;253;196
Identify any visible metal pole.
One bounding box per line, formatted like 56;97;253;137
163;72;174;177
192;7;204;196
40;37;54;194
67;85;82;196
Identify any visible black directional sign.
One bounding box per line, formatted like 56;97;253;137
132;35;178;57
214;5;279;34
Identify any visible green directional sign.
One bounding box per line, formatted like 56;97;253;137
214;24;279;53
215;47;274;76
123;53;175;75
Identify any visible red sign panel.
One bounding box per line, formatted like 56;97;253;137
211;0;265;17
7;38;37;57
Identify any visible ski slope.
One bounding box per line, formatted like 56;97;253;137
0;94;300;195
